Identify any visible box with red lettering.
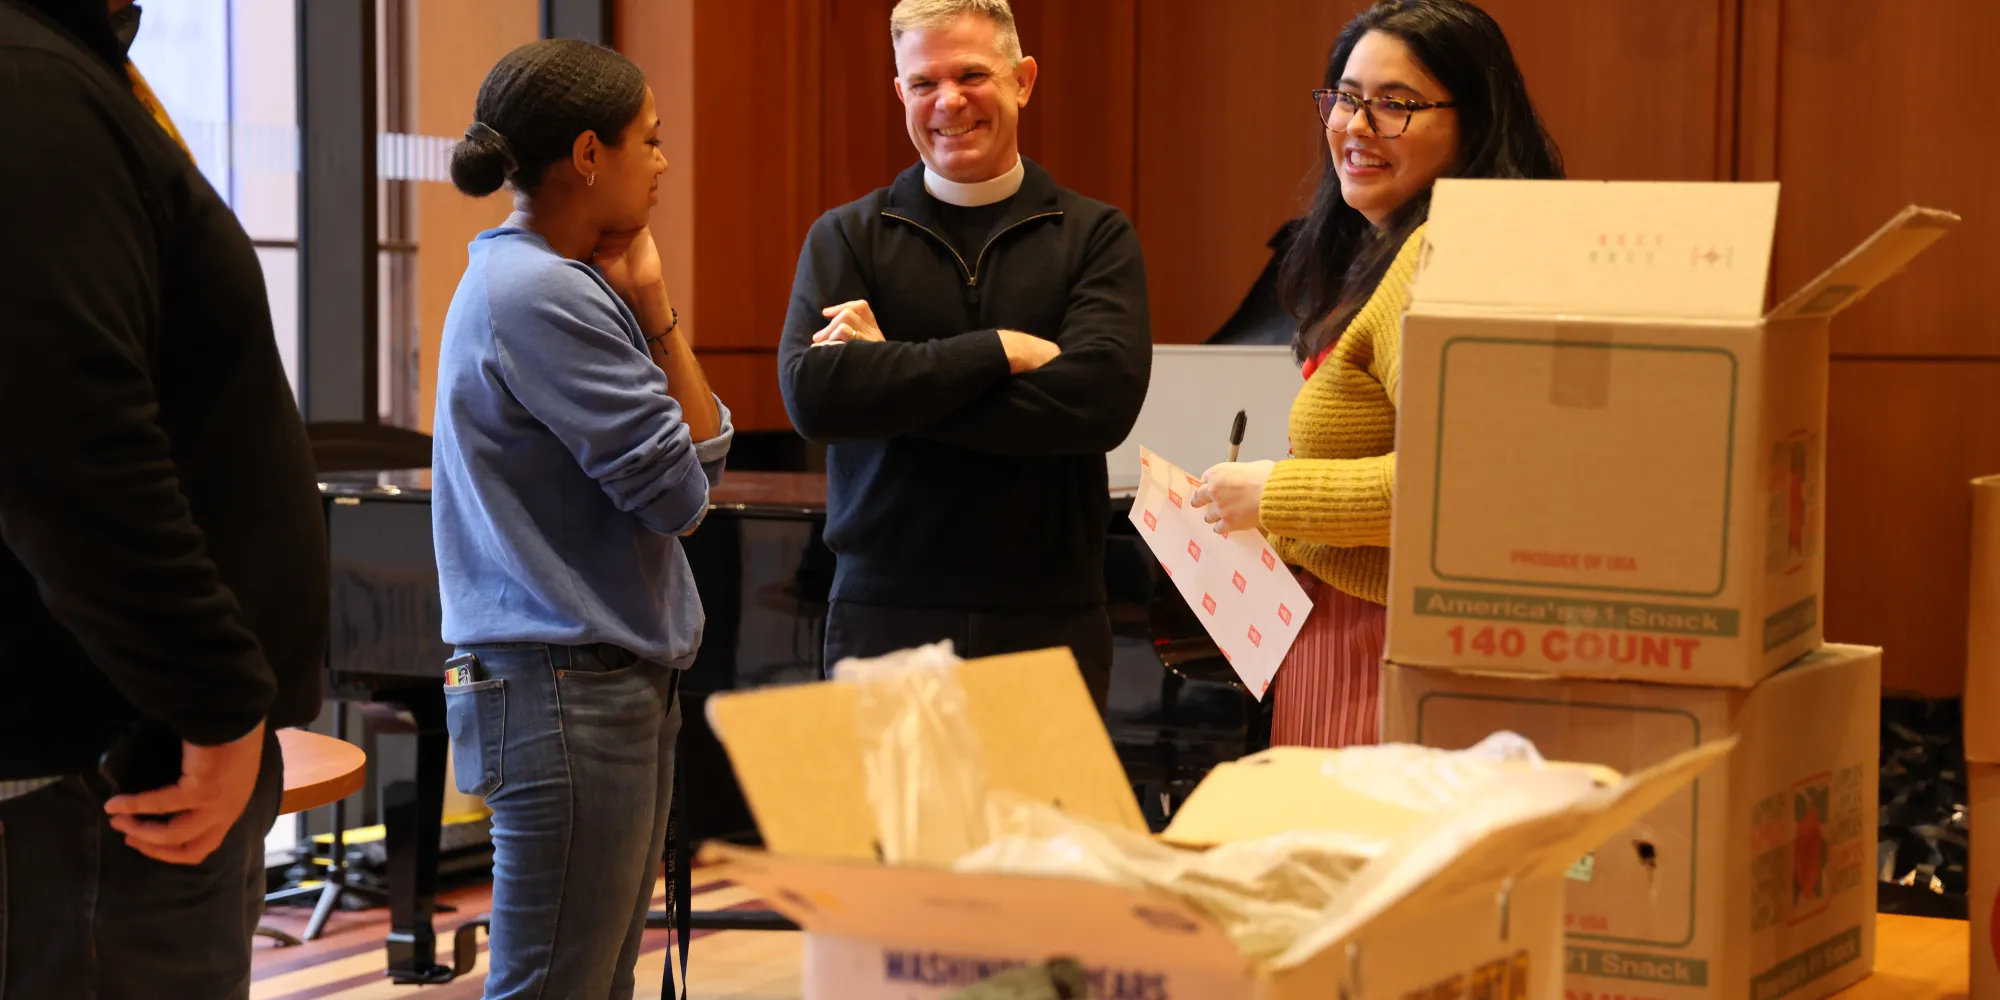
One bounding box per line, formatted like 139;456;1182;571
1387;180;1953;686
1383;644;1880;1000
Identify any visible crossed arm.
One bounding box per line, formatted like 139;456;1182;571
776;211;1152;457
492;273;732;538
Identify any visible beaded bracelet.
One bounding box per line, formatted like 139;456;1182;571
646;306;680;345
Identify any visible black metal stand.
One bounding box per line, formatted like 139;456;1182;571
379;687;457;984
261;795;388;939
261;702;388;944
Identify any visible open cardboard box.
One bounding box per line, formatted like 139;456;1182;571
698;648;1732;999
1389;180;1956;687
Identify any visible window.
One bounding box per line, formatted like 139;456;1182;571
126;0;514;427
130;0;302;394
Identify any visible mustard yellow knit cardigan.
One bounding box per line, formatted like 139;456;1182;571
1258;225;1426;606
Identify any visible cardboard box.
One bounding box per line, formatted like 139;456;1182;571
1388;180;1955;686
1382;643;1881;1000
1973;765;2000;1000
1963;475;2000;761
1964;475;2000;998
699;648;1729;999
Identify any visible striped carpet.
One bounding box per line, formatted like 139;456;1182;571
252;874;802;1000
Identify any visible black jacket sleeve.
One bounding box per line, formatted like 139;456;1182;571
0;56;275;746
777;212;1014;443
907;210;1152;456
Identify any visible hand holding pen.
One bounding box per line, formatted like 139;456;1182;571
1190;410;1274;535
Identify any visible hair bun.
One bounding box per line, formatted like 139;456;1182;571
450;136;509;197
459;40;648;198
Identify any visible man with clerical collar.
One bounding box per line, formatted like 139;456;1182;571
778;0;1152;708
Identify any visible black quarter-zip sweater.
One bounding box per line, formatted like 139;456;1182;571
778;159;1152;608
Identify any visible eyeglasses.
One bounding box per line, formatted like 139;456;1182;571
1312;89;1457;138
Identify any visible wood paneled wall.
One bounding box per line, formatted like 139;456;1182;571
1740;0;2000;696
412;0;539;435
611;0;1995;695
1135;0;1741;345
619;0;1750;401
1134;2;1359;346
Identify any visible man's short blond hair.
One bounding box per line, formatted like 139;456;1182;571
889;0;1023;65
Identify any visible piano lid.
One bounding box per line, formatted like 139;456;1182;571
708;471;827;517
317;468;838;516
319;468;432;501
317;469;1135;513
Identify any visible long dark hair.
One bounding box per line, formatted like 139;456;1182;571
450;39;646;198
1278;0;1562;362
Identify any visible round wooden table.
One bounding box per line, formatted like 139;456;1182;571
277;728;368;815
258;729;368;947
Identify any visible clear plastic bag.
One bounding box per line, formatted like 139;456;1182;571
956;791;1386;962
1301;730;1553;813
835;640;991;866
834;644;1612;967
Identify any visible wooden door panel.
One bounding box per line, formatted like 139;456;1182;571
1133;0;1733;345
1757;0;2000;358
1826;359;2000;697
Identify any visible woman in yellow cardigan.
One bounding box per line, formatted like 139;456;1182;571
1192;0;1562;747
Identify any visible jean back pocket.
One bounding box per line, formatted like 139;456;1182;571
443;679;506;798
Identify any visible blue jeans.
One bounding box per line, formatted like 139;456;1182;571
0;729;283;1000
446;643;682;1000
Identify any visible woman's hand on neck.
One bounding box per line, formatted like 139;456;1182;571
592;228;673;334
504;177;673;334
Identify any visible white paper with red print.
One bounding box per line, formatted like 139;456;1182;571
1128;447;1313;701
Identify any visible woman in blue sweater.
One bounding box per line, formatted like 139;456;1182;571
430;39;731;1000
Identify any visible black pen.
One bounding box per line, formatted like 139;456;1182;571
1228;410;1247;463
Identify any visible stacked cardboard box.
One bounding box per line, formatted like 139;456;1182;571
1380;179;1956;1000
1963;475;2000;996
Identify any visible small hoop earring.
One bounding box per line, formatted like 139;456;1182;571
587;173;596;187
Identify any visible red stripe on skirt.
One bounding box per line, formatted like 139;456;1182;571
1269;572;1386;749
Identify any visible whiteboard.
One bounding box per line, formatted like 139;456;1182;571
1106;345;1302;492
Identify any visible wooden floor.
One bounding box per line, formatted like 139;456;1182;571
251;874;800;1000
1844;915;1969;1000
255;883;1966;1000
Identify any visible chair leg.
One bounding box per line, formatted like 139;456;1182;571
303;875;344;940
255;925;303;948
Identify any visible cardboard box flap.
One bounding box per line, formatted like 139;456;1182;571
1966;475;2000;761
1160;748;1432;848
706;649;1147;860
1270;738;1735;972
699;842;1247;975
1411;179;1779;321
1767;205;1959;322
1158;746;1622;848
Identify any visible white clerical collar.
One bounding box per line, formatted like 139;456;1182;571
923;156;1025;207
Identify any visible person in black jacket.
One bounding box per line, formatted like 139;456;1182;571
0;1;328;996
778;0;1150;707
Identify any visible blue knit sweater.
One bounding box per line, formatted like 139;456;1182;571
432;228;732;666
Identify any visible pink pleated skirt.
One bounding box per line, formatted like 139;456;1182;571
1269;572;1387;749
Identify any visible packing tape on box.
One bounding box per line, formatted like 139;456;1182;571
1548;324;1615;411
